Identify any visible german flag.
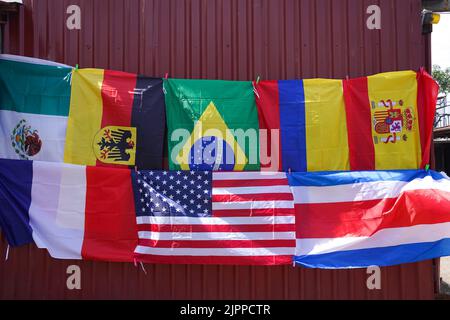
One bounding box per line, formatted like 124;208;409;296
64;69;165;169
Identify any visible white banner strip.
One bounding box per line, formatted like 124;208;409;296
296;221;450;256
135;246;295;256
138;231;296;241
137;215;295;225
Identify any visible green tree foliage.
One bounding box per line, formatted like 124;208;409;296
432;65;450;94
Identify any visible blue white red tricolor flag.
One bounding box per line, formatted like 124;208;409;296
289;170;450;268
132;170;296;265
0;159;137;261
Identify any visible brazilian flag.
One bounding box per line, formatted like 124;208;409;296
164;79;260;171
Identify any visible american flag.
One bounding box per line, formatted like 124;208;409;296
132;170;296;265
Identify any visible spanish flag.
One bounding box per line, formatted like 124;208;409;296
255;69;438;172
343;69;438;170
64;69;165;169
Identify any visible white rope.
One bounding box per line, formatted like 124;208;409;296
5;245;10;261
139;261;147;275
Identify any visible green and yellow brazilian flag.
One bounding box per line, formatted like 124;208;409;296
164;79;260;171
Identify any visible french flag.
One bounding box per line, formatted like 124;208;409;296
0;159;137;261
289;169;450;268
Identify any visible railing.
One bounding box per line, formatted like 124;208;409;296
434;95;450;129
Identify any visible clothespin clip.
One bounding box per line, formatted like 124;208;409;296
425;164;430;171
133;258;138;267
288;168;292;175
69;64;79;85
163;72;169;95
253;75;261;99
345;75;349;80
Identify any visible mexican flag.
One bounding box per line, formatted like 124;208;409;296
164;79;260;171
0;55;72;162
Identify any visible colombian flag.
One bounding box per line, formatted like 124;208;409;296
255;70;438;172
64;69;165;169
255;79;349;171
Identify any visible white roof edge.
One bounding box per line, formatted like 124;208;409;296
0;54;72;68
0;0;23;4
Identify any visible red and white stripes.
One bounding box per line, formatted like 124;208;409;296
135;171;296;265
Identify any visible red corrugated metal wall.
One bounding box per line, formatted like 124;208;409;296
0;0;438;299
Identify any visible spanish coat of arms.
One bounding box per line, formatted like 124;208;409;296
372;99;414;144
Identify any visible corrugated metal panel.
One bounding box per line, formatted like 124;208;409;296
0;240;437;299
0;0;438;299
3;0;430;78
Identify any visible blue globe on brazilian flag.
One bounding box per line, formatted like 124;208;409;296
164;79;260;171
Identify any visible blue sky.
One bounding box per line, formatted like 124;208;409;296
432;13;450;69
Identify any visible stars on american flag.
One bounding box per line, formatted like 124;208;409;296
135;170;212;217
